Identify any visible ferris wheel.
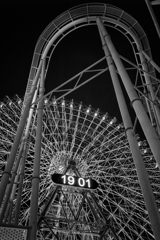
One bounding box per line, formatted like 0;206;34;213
0;95;159;239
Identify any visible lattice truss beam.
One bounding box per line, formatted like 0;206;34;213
37;185;117;240
32;47;160;134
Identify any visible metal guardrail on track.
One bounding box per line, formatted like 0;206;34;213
24;3;155;107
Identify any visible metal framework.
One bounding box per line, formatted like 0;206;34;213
37;162;118;239
145;0;160;39
0;2;160;240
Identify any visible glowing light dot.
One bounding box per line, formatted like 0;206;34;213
58;166;64;171
94;112;98;117
138;141;142;147
155;163;159;168
86;109;90;113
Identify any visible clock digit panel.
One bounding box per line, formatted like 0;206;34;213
52;173;98;190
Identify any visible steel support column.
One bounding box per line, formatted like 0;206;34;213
97;18;160;240
142;50;160;73
0;60;43;207
97;17;160;169
138;51;160;135
0;140;24;223
145;0;160;39
29;60;45;240
14;138;28;225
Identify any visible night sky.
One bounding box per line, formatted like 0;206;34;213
0;0;160;136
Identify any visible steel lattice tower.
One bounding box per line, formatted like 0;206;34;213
0;2;160;240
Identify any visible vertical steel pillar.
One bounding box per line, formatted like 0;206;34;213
4;84;40;225
145;0;160;39
96;17;160;168
29;60;45;240
141;50;160;133
0;60;43;207
14;138;28;225
14;85;40;224
138;51;160;135
142;50;160;73
0;141;24;223
97;21;160;240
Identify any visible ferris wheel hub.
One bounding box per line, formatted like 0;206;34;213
68;159;76;166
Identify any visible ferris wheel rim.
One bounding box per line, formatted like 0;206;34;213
0;96;158;239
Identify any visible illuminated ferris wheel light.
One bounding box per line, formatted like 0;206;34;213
138;141;143;146
44;99;48;104
94;112;98;117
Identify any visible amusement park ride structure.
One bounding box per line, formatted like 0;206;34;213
0;1;160;240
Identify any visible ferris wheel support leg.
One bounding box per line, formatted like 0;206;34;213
29;60;45;240
96;17;160;168
0;60;42;208
97;18;160;240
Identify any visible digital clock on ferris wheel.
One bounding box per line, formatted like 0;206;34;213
51;173;98;190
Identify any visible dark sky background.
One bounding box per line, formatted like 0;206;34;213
0;0;160;137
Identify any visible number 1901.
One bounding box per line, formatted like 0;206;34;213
61;175;91;188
